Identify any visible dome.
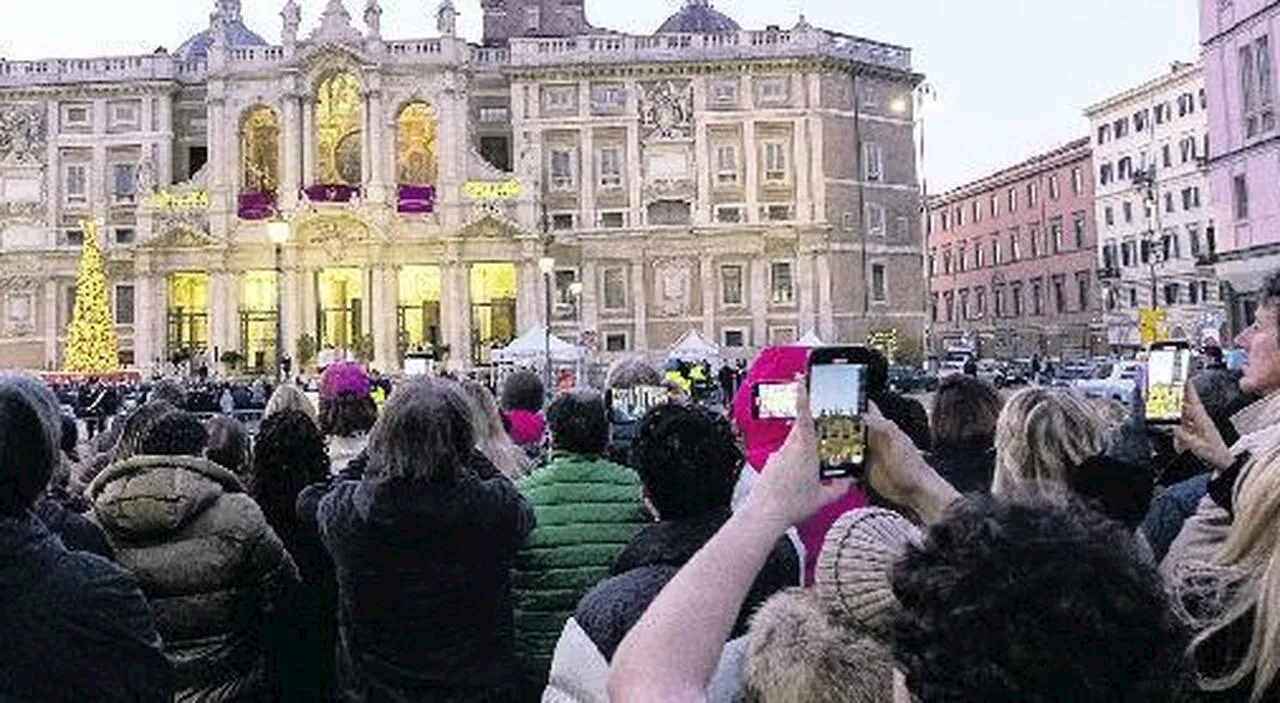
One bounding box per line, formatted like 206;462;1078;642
657;0;740;34
176;20;269;60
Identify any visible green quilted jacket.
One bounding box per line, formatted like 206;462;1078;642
512;452;649;689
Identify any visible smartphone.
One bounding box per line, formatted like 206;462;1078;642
808;347;872;480
1145;342;1194;424
609;385;667;421
752;381;800;420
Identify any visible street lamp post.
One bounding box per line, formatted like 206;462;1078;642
539;255;556;393
265;219;290;382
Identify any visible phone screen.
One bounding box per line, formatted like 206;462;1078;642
754;382;800;420
1145;347;1193;423
809;360;867;479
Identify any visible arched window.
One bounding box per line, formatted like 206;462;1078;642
241;105;279;194
396;102;438;186
316;71;363;185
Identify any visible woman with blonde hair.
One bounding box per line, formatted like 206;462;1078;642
994;387;1152;531
264;383;317;423
461;379;531;479
1172;443;1280;701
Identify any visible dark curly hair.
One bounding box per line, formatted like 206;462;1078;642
890;493;1193;703
205;415;250;478
251;410;330;542
632;403;742;520
547;390;609;456
319;392;378;438
138;411;209;458
500;370;545;413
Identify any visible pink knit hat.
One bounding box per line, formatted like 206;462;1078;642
320;362;372;400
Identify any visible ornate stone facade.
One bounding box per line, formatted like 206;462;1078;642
0;0;926;373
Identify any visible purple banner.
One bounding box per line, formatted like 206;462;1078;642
397;184;436;214
304;184;361;203
237;191;276;221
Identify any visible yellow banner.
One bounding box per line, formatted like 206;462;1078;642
462;179;522;201
1139;308;1167;346
153;190;210;210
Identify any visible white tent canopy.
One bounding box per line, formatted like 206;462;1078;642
492;326;583;364
797;330;826;347
668;329;720;362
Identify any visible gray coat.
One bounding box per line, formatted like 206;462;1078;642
90;455;300;703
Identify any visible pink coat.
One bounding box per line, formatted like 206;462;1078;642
505;409;546;449
731;347;867;585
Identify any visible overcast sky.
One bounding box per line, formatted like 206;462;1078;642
0;0;1201;191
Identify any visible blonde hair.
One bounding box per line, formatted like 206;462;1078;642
992;388;1107;495
460;379;530;480
264;384;317;423
1175;443;1280;700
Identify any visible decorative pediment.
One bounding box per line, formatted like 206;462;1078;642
456;214;523;240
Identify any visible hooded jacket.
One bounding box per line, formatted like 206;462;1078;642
317;452;535;701
88;455;300;703
731;346;868;585
512;453;649;689
0;512;173;702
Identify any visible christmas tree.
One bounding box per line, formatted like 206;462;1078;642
64;219;119;373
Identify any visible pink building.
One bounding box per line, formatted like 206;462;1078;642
1202;0;1280;330
926;138;1103;358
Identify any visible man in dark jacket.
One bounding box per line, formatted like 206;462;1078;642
865;349;932;451
0;373;173;702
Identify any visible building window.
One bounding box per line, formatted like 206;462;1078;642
1048;174;1060;200
1072;212;1086;248
590;84;626;114
114;284;135;325
1009;229;1021;261
1032;280;1044;315
1117;157;1132;181
1071;167;1083;195
770;262;794;304
723;329;746;348
930;294;939;322
1051;217;1064;253
758;77;790;105
1129;287;1139;307
649;200;692;226
1164;283;1180;306
710;79;740;107
1134;109;1149;132
1011;283;1023;316
958;246;968;272
715;145;739;185
1007;187;1018;212
112;163;137;204
64;164;88;205
600;212;626;229
115;228;136;245
1234;174;1250;220
61;229;84;247
1029;227;1040;258
954;206;965;228
602;268;627;310
599;147;622;188
716;206;743;223
1027;181;1039;208
604;333;628;352
1097;123;1112;144
943;292;954;322
959;289;970;320
974;239;985;268
975;287;986;318
1077;272;1091;311
763;142;788;182
871;264;887;303
1190;281;1201;304
895;216;909;239
524;5;541;31
1100;163;1113;186
478;107;509;123
1188;224;1202;257
61;103;91;131
1164;191;1175;214
1114;117;1130;138
865;203;886;236
1241;35;1276;138
542;85;577;114
991;238;1001;265
1104;206;1114;227
1053;276;1066;313
551;213;575;231
971;200;982;223
862;142;883;182
990;194;1000;218
1123;201;1133;223
721;265;744;306
764;204;793;222
108;100;140;131
550;149;575;190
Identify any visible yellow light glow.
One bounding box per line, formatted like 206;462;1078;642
242;105;280;192
316;71;363;185
462;179;522;200
469;263;517;303
396;102;438;186
240;270;278;312
398;265;442;304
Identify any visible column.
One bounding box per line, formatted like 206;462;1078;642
817;254;835;341
700;255;716;341
808;76;826;225
694;81;712;226
440;260;459;367
797;253;817;335
361;269;374;342
280;263;300;372
794;119;811;223
366;90;387;202
43;280;58;369
301;98;316;186
45;103;58;233
300;266;316;339
516;258;539;333
133;273;155;374
207;97;227;193
152;274;168;368
209;269;235;365
631;260;648;352
370;263;394;371
626;98;643;226
451;262;470;371
360;94;373;191
580;127;595;229
750;258;768;347
581;259;600;335
281;93;301;209
157;93;174;187
743;120;759;224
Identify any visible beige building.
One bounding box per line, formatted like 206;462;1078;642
0;0;926;374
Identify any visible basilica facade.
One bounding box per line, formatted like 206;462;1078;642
0;0;925;374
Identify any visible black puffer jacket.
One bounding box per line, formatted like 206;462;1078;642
89;455;300;702
575;507;799;661
317;453;535;702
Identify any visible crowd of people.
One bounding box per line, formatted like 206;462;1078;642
8;276;1280;701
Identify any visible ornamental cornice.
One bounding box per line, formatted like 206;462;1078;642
506;56;921;84
0;80;180;101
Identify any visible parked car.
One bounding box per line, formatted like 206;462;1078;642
975;359;1007;388
1004;359;1033;387
1051;360;1093;386
1073;361;1141;406
938;360;967;380
888;365;938;395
